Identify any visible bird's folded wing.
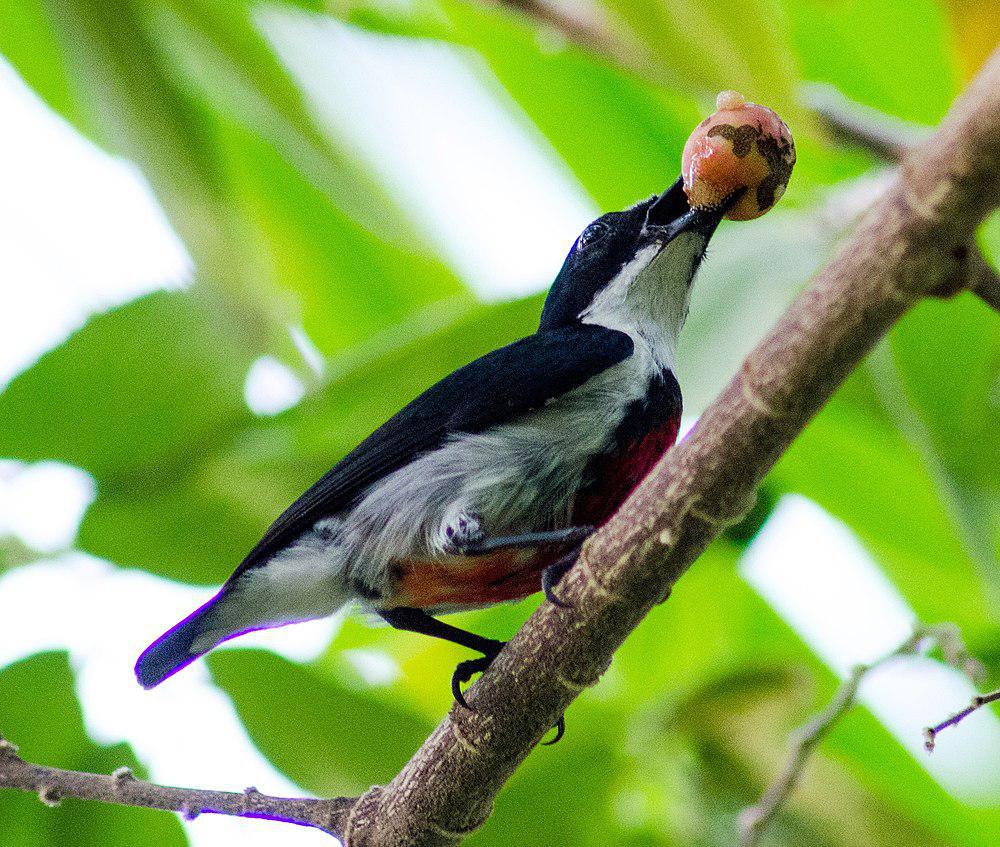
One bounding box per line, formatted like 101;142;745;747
229;324;634;581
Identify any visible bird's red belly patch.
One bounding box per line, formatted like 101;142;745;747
572;415;680;527
387;414;680;611
389;547;565;610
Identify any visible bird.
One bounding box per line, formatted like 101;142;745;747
135;176;736;732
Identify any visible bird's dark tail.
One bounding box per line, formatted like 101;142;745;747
134;593;233;689
136;572;351;688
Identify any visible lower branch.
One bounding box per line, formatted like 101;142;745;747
740;625;979;846
0;736;353;836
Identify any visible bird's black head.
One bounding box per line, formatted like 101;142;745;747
539;177;735;332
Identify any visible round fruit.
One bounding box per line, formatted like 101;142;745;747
681;91;795;221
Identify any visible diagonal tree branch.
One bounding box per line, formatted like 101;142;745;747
2;44;1000;847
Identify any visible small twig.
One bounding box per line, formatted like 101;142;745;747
802;82;931;159
488;0;688;91
924;689;1000;752
498;0;618;56
0;733;354;836
739;625;977;847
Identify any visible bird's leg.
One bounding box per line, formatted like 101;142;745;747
447;521;595;556
379;606;567;743
379;607;504;707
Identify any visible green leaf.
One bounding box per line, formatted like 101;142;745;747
886;296;1000;491
6;0;435;357
218;120;465;355
602;0;802;117
209;650;433;795
0;289;258;479
781;0;958;123
0;0;82;127
0;652;187;847
0;289;264;582
137;0;419;243
673;661;961;847
437;0;703;211
467;724;628;846
771;384;993;632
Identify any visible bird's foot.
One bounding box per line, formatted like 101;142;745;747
450;640;567;744
541;551;579;608
442;512;484;555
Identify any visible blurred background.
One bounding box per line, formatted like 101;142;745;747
0;1;998;845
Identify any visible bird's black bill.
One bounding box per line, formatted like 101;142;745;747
645;177;745;238
645;176;689;227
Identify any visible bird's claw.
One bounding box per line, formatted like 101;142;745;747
451;656;491;708
541;553;577;608
542;715;566;745
450;642;503;708
450;645;568;744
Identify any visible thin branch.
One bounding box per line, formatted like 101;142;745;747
3;44;1000;847
740;625;978;846
802;81;931;159
0;736;354;837
488;0;690;91
925;689;1000;751
497;0;622;57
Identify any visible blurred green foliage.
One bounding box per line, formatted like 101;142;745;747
0;653;187;846
0;0;998;845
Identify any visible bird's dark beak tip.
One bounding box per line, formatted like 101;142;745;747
644;178;744;235
644;175;689;228
677;187;746;235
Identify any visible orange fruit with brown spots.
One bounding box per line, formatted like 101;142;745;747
682;91;795;221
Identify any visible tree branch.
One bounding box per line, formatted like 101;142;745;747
801;81;931;159
0;736;353;836
488;0;685;91
740;624;981;846
3;44;1000;847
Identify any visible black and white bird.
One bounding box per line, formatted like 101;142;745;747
136;176;735;715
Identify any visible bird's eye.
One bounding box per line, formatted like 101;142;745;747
576;222;607;251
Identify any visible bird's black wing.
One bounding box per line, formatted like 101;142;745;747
230;324;633;580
